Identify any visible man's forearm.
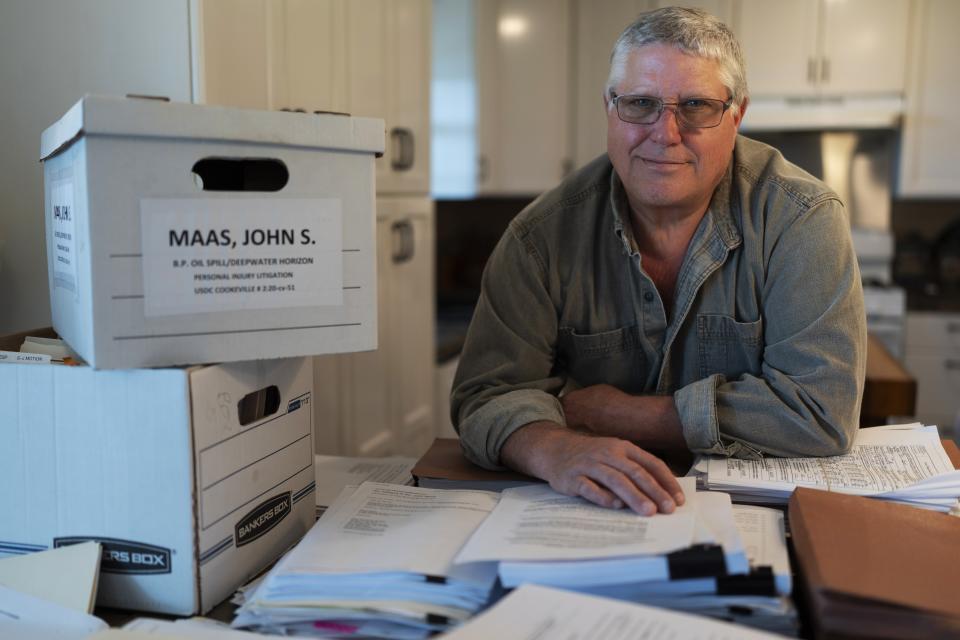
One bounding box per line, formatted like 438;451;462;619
560;385;687;451
500;420;568;478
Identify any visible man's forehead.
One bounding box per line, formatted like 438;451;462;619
617;45;725;95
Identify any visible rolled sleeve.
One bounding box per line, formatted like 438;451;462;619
451;223;567;469
685;197;866;458
458;389;564;470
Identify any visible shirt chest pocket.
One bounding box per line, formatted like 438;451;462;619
556;325;647;392
697;314;764;381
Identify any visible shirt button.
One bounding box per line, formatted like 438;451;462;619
644;291;655;302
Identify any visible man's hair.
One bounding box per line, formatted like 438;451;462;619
606;6;748;114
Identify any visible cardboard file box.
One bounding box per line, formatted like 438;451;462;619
41;95;384;369
0;338;316;615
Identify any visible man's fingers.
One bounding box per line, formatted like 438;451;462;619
574;476;624;510
625;446;686;506
585;463;660;515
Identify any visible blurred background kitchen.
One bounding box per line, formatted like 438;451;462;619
1;0;958;458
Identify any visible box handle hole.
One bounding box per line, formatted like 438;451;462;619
191;158;289;192
237;385;281;426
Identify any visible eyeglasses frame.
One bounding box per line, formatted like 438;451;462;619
609;93;734;129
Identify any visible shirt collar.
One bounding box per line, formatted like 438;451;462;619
608;157;742;254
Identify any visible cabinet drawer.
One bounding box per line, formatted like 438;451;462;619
904;352;960;424
905;312;960;349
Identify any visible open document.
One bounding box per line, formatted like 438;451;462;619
233;482;500;639
437;584;786;640
455;477;699;564
698;424;960;511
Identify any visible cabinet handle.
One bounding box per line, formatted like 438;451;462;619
945;360;960;371
820;57;830;84
947;322;960;333
478;155;489;184
390;127;415;171
391;220;414;264
807;57;818;84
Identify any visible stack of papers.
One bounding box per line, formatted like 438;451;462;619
695;424;960;512
233;482;500;639
452;478;795;635
581;505;796;636
436;583;787;640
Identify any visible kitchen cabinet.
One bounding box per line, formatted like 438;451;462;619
194;0;431;194
733;0;911;98
904;312;960;438
194;1;435;456
314;198;436;457
475;0;573;194
898;0;960;196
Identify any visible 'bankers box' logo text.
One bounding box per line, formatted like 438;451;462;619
54;537;172;574
235;492;291;547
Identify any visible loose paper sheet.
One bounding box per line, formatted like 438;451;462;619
455;477;697;563
276;482;499;577
0;541;101;613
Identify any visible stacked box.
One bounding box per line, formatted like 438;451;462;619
0;96;385;614
41;94;384;369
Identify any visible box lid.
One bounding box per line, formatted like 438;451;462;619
40;94;385;161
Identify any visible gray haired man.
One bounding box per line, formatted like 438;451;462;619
451;7;866;515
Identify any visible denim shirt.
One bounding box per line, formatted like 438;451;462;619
451;136;867;471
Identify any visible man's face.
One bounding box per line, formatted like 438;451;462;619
606;43;744;217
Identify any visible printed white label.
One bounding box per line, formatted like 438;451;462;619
0;351;52;364
50;178;77;293
140;198;344;317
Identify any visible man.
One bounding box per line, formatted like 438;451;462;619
451;7;866;515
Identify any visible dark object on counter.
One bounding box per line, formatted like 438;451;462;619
893;232;937;294
934;218;960;293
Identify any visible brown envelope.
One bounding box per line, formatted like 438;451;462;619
789;486;960;637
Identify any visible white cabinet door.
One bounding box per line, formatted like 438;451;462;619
898;0;960;196
339;217;398;456
904;312;960;438
347;0;432;195
476;0;572;195
734;0;910;98
819;0;910;95
734;0;819;97
312;199;435;457
194;0;274;109
380;198;436;457
273;0;349;114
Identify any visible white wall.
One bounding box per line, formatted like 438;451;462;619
0;0;194;334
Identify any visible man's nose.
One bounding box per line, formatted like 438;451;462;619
650;106;683;144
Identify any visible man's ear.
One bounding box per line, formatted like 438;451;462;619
732;97;749;129
602;89;611;110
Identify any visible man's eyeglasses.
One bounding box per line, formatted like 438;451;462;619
610;94;733;129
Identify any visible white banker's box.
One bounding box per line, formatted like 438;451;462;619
0;336;316;615
41;95;384;369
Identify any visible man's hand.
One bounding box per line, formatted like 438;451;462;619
561;384;687;452
500;422;685;515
